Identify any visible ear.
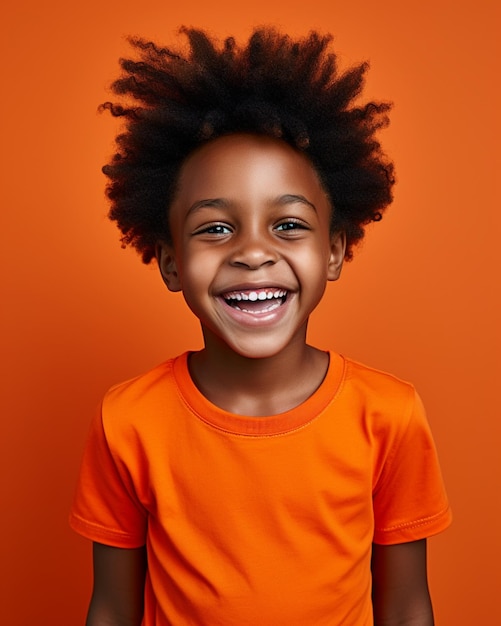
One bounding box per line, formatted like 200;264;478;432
326;231;346;281
156;242;182;292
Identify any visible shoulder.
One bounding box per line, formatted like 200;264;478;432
333;355;429;447
340;356;417;409
100;352;189;439
104;351;192;405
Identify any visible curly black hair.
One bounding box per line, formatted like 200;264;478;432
101;27;395;263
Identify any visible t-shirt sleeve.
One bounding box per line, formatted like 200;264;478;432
69;403;147;548
372;389;452;545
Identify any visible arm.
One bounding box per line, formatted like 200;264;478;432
371;539;434;626
86;542;147;626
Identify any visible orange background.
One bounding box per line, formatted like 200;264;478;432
2;0;499;623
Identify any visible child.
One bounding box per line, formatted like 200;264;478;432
70;28;451;626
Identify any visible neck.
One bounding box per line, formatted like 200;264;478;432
188;335;329;416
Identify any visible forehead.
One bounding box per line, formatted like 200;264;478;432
173;133;326;203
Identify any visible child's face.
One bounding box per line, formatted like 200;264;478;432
158;133;345;360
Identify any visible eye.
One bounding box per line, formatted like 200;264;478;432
193;223;233;236
275;219;309;232
206;224;231;235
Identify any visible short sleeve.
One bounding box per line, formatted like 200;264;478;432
69;404;147;548
372;390;452;545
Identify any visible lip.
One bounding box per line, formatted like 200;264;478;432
216;285;294;327
217;282;293;295
221;287;288;303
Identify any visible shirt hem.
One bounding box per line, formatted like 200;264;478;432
69;512;146;548
373;505;452;545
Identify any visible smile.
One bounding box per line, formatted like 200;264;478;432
221;288;288;314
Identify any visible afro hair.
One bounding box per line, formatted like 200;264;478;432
101;27;395;263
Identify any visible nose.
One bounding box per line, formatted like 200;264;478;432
229;230;279;270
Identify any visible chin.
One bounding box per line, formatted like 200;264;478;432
223;337;296;361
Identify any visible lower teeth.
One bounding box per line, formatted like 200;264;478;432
228;298;284;313
235;301;282;313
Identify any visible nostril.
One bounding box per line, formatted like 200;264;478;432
231;257;278;269
229;244;280;269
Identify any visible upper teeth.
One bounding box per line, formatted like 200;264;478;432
224;289;287;301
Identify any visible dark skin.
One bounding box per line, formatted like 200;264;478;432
371;540;434;625
86;136;435;625
86;544;146;626
86;543;146;626
87;540;433;626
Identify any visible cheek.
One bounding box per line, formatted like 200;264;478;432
293;241;332;271
178;248;217;290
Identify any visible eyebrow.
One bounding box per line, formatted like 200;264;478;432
276;194;317;212
186;194;317;215
187;198;230;216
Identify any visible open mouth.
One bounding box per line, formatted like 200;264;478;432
221;288;288;314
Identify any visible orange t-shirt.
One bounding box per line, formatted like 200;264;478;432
70;352;451;625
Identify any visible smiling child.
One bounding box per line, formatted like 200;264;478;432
70;28;451;625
